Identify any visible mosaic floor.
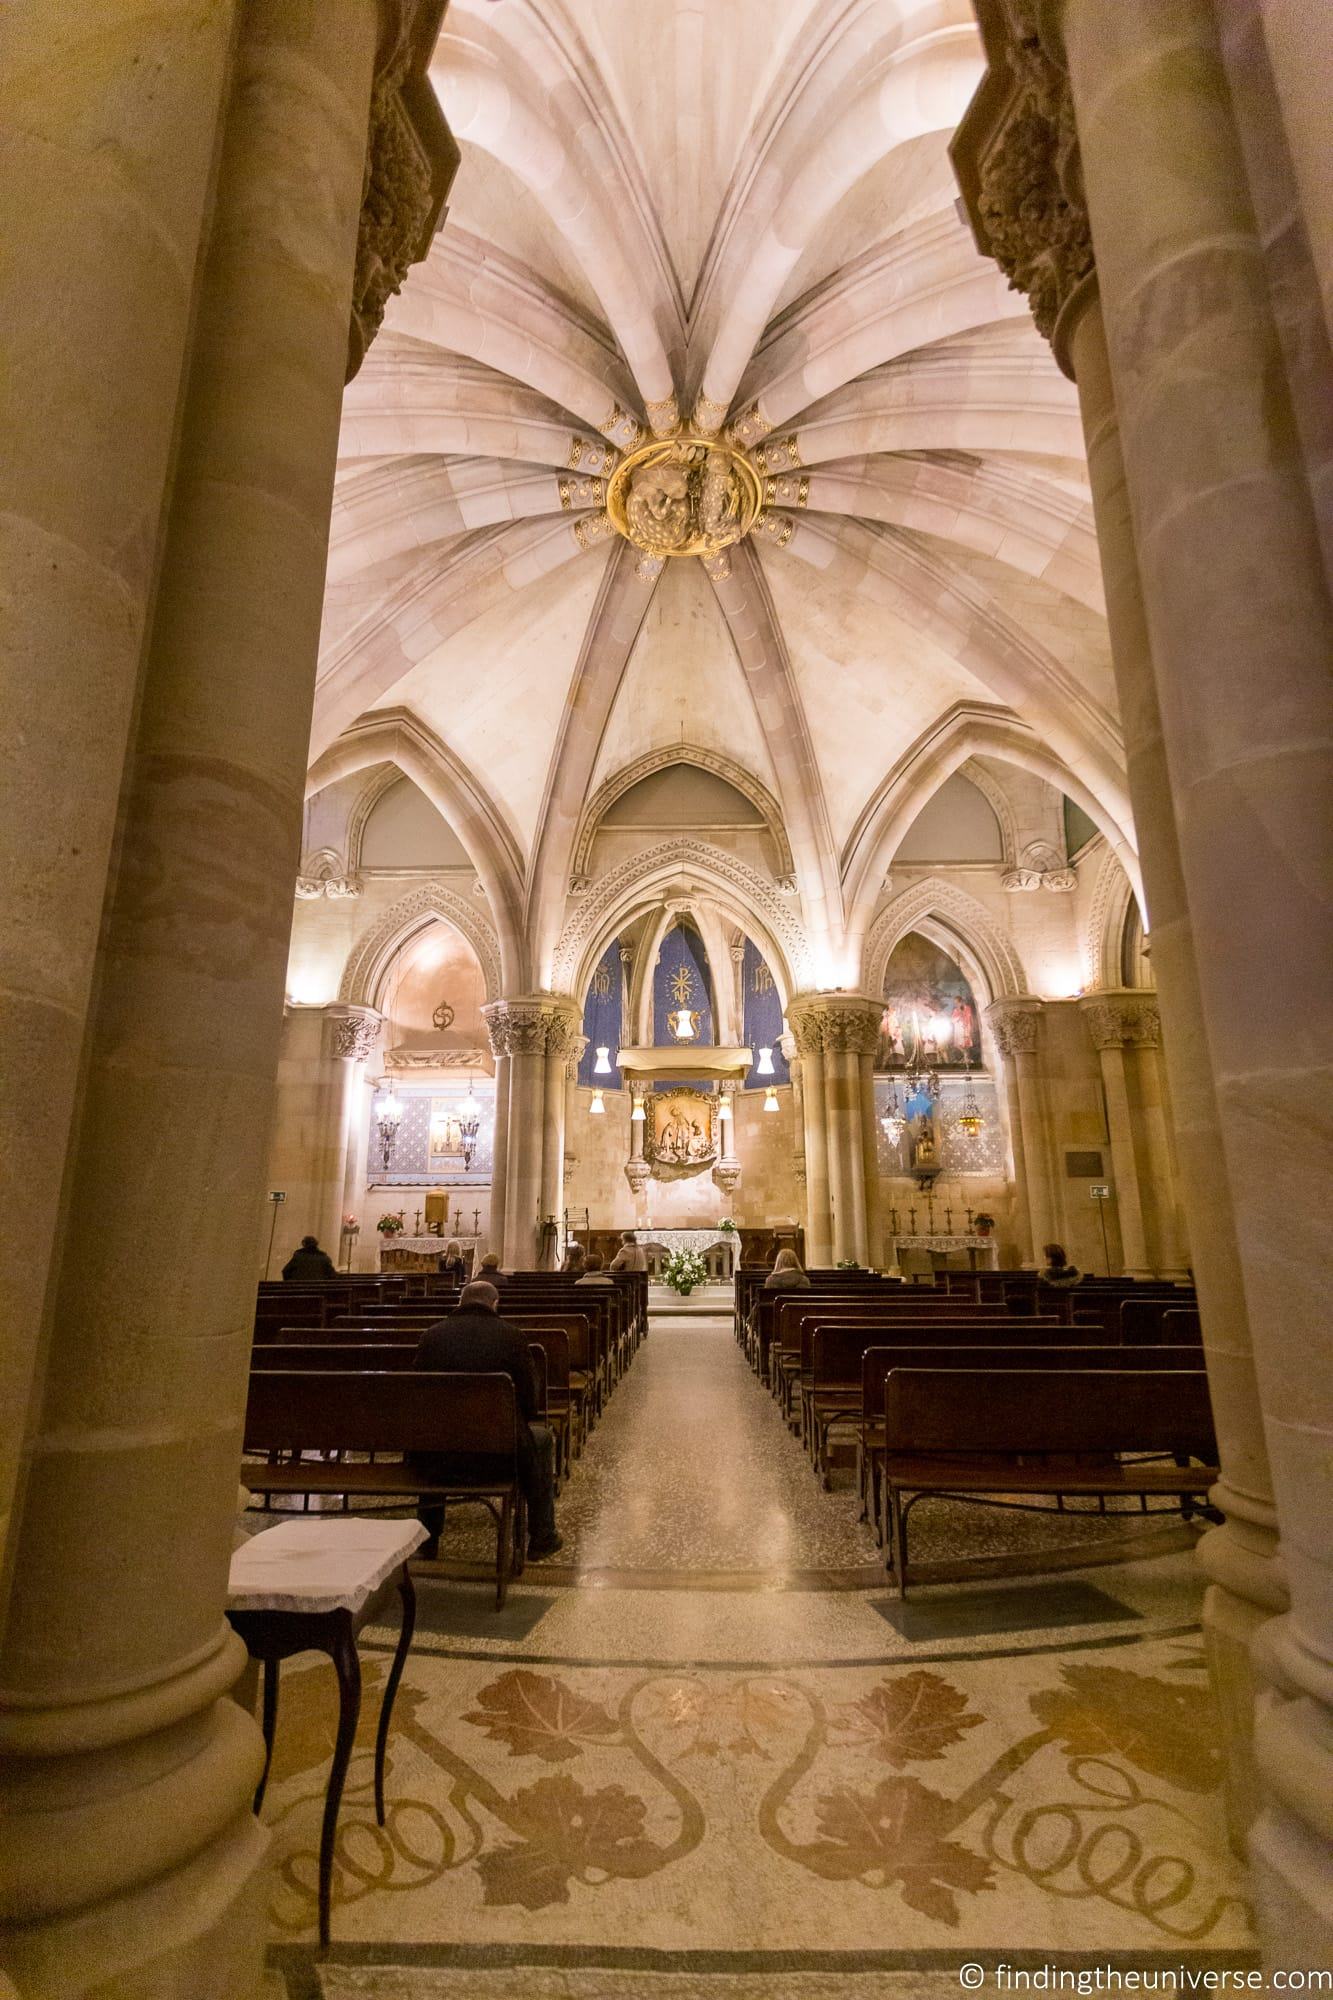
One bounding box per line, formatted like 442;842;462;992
260;1312;1257;1998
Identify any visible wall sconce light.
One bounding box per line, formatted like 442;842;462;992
763;1087;780;1113
668;1006;699;1042
593;1045;612;1074
718;1094;732;1121
376;1081;403;1171
756;1046;775;1074
458;1086;481;1168
630;1097;645;1121
589;1090;606;1116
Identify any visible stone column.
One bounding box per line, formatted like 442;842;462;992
953;0;1324;1934
488;1050;511;1257
484;997;577;1270
319;1007;383;1257
787;1007;831;1265
1122;1001;1190;1281
789;996;880;1266
986;998;1054;1258
1057;2;1333;1944
1081;996;1152;1278
857;1053;887;1270
625;1087;651;1206
0;10;455;1992
540;1005;582;1267
0;0;241;1617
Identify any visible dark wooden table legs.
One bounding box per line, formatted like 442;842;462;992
228;1558;417;1949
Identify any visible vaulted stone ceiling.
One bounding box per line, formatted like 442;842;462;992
315;0;1131;989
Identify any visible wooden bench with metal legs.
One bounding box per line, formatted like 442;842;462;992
881;1368;1220;1597
240;1369;525;1607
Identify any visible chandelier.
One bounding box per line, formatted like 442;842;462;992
458;1086;481;1169
376;1081;403;1171
954;1059;985;1141
879;1078;907;1147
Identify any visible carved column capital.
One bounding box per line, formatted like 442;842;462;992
950;0;1093;363
347;1;461;382
984;995;1044;1057
1080;989;1161;1050
483;995;582;1060
325;1007;382;1062
787;992;883;1061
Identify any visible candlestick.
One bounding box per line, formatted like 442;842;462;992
908;1204;918;1234
413;1207;422;1235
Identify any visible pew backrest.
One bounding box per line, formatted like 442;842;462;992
243;1369;517;1458
884;1368;1217;1459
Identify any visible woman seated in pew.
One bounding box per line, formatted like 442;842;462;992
575;1251;615;1287
1040;1241;1082;1288
562;1243;587;1275
763;1247;811;1291
437;1238;468;1284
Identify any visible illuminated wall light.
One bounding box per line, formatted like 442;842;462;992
669;1006;697;1041
718;1095;732;1121
593;1045;612;1074
756;1046;775;1074
589;1090;606;1116
763;1087;780;1113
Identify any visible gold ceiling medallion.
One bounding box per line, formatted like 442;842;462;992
606;432;763;562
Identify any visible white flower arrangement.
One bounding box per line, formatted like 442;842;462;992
663;1247;708;1296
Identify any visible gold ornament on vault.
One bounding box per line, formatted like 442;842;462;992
606;432;764;561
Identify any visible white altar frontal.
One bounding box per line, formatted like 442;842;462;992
638;1227;738;1278
888;1233;998;1272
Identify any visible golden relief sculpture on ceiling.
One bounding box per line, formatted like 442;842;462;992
607;433;764;561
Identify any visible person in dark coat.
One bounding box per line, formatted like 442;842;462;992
409;1280;561;1561
281;1235;338;1281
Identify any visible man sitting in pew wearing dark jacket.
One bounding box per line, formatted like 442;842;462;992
410;1279;562;1562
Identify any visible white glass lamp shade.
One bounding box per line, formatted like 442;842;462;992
718;1095;732;1121
589;1090;606;1115
593;1045;612;1074
756;1046;775;1074
763;1087;780;1113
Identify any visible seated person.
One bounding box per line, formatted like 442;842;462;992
409;1280;561;1561
561;1243;587;1275
764;1247;810;1290
575;1250;614;1286
609;1230;648;1273
281;1234;337;1281
437;1237;468;1284
1040;1241;1082;1288
478;1250;506;1284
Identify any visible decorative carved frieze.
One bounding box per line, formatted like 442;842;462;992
558;475;606;512
644;394;681;436
753;511;795;547
1002;839;1076;893
727;401;772;447
693;394;730;436
599;405;646;452
984;996;1043;1057
573;511;616;551
753;435;802;473
568;436;619;475
384;1045;486;1069
763;474;809;509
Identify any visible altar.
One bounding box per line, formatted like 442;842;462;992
888;1233;997;1274
638;1227;738;1279
379;1235;479;1272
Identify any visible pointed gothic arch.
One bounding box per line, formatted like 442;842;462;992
338;881;503;1009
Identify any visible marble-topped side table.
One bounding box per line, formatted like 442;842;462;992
227;1516;426;1947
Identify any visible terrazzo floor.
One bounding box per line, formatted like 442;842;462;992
260;1309;1257;1998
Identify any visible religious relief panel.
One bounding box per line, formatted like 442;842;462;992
645;1089;718;1181
876;934;982;1071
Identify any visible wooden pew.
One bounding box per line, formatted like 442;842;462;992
849;1341;1206;1535
881;1367;1219;1595
241;1370;525;1607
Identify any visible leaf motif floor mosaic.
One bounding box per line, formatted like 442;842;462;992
260;1313;1254;1994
